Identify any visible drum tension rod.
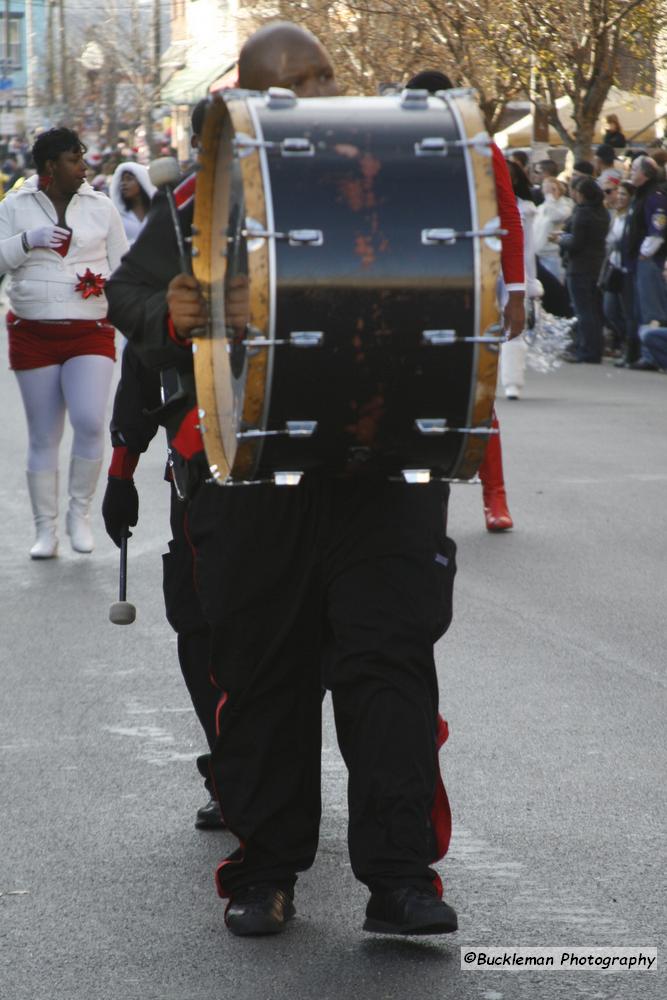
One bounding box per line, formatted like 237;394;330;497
234;133;315;157
239;227;324;247
235;331;324;351
422;329;506;346
237;421;318;440
397;470;483;485
414;419;498;436
414;133;492;157
422;217;507;246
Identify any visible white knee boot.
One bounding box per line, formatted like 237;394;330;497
26;471;59;559
66;456;102;554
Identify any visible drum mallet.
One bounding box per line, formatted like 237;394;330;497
148;157;190;273
109;534;136;625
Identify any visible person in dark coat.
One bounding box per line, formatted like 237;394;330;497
106;22;460;940
603;114;626;149
558;177;609;362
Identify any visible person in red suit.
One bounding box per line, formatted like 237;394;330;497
406;72;525;532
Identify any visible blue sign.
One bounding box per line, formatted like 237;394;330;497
0;78;13;91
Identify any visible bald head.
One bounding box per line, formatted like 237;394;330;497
238;21;337;97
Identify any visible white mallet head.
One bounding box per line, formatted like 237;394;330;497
109;600;136;626
148;156;181;189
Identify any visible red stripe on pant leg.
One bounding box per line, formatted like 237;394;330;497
431;713;452;863
216;844;245;901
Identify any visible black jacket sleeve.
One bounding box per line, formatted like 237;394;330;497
110;344;162;453
106;192;194;372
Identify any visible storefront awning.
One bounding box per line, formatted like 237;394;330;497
161;55;235;105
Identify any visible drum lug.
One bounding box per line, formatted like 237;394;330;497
274;471;304;486
422;228;457;246
415;137;448;156
266;87;298;109
286;420;318;437
288;229;324;246
281;138;315;157
400;89;429;110
415;419;448;435
401;469;432;484
290;331;324;347
422;329;457;345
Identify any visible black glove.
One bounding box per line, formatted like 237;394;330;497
102;477;139;547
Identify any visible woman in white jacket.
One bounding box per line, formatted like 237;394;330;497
109;162;156;245
0;128;128;558
533;177;573;283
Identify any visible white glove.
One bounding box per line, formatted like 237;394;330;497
25;225;70;250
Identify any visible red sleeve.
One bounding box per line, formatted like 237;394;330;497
167;312;192;348
491;142;525;286
108;445;140;480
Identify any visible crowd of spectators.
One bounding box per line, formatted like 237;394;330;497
507;120;667;374
2;110;667;376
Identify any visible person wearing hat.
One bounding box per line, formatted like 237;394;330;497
594;144;624;190
109;162;157;245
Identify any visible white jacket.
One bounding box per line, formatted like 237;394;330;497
0;176;128;320
533;194;573;258
109;162;156;246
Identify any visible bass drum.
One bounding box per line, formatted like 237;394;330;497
192;88;502;485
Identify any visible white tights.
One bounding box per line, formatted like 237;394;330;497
15;355;115;473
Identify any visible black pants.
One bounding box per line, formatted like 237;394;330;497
162;483;218;777
188;476;456;895
566;273;604;361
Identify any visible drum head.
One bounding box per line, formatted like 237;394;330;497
193;91;501;484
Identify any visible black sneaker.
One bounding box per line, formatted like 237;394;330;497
225;885;295;936
628;359;659;371
195;796;226;830
363;886;458;936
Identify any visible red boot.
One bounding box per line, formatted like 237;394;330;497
479;411;513;532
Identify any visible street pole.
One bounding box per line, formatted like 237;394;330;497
47;0;54;110
4;0;9;133
58;0;68;111
26;0;34;127
153;0;161;93
151;0;161;157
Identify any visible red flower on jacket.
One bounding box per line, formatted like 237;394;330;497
75;268;106;299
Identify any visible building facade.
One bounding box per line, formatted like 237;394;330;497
0;0;47;136
160;0;241;161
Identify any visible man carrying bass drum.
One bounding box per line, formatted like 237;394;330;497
106;25;523;940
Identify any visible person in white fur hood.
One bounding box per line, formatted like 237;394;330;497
0;127;128;559
109;161;156;245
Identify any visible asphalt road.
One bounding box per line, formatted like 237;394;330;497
0;330;665;1000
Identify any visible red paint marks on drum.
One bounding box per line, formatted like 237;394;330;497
360;153;381;181
355;234;376;267
351;333;365;363
340;178;365;213
338;153;381;214
345;394;386;445
334;143;360;159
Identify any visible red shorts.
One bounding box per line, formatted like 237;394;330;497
7;311;116;371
